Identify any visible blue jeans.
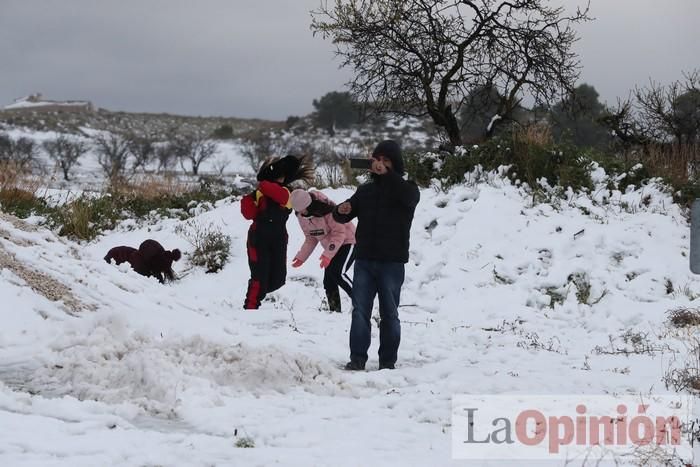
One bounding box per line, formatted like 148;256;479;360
349;259;405;366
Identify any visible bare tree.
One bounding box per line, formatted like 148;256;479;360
174;133;218;176
212;155;231;176
154;142;178;173
42;135;88;181
311;0;591;147
93;133;132;182
599;70;700;153
599;97;650;150
0;134;38;171
126;132;156;174
634;70;700;146
240;130;290;172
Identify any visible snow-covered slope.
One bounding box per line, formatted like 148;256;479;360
0;172;697;466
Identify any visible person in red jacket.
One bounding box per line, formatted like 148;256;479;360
289;189;356;312
240;155;313;309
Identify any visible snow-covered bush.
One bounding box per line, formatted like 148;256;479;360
176;220;231;273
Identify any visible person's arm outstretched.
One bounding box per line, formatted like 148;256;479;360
332;193;358;224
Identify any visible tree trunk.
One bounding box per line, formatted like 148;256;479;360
444;111;462;148
429;104;463;149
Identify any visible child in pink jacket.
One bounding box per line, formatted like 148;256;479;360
290;189;356;312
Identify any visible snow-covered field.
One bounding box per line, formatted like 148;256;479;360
2;127;255;193
1;156;699;465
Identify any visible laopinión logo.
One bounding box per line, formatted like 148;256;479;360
451;395;698;462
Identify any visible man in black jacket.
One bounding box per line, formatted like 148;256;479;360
333;140;420;370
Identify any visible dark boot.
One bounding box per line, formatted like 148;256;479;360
344;360;365;371
326;288;341;313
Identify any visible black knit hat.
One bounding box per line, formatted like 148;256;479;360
372;140;405;175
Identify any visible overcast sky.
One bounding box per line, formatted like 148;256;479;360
0;0;698;120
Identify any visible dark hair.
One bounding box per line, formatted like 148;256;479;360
304;194;335;217
257;154;315;185
170;249;182;262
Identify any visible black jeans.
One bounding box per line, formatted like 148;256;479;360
349;259;404;366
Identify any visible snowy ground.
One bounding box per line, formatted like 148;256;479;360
1;164;699;465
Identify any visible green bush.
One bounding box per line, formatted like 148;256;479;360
625;165;652;190
40;180;238;241
405;136;593;194
510;139;593;192
403;152;439;188
468;138;512;170
48;195;121;241
439;151;479;188
672;181;700;208
557;153;594;193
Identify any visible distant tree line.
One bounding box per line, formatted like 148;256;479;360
307;72;700;154
0;128;221;183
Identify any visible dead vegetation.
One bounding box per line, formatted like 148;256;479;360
667;307;700;328
593;329;674;357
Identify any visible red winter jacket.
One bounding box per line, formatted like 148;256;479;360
241;180;291;221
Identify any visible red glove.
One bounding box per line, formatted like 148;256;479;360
319;255;331;269
292;257;304;268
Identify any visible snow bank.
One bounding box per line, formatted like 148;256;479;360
0;170;697;465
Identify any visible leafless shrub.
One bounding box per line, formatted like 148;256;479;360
593;330;673;356
481;318;526;333
664;366;700;393
239;130;291;172
126;132;157;174
0;134;38;171
516;333;566;354
174;132;218;176
93;132;132;182
212;155;230;176
42;135;88;181
154;142;178;173
313;143;353;187
635;70;700;145
667;307;700;328
480;317;566;354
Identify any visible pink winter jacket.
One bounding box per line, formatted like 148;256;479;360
294;191;356;262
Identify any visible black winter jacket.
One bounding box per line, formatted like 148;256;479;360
333;170;419;263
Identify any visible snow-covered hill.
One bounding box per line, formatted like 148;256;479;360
0;170;698;466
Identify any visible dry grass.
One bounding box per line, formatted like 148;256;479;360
0;161;44;193
108;174;193;199
0;162;50;217
642;142;700;186
667;307;700;328
0;187;37;207
57;198;96;240
513;122;553;147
